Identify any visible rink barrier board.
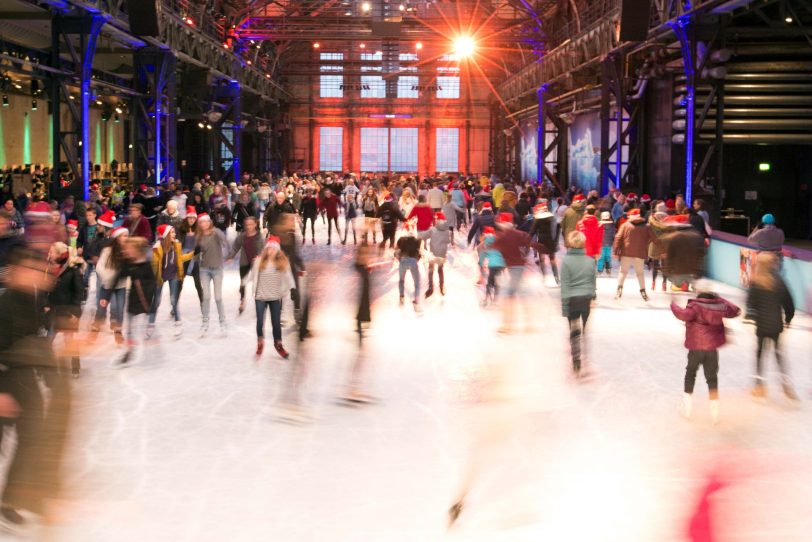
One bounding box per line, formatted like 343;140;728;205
706;231;812;313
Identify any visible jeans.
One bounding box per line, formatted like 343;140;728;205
180;260;204;305
96;286;126;329
567;295;592;372
398;257;420;300
82;262;95;299
256;299;282;341
486;266;503;298
596;246;613;272
618;256;646;290
200;266;225;323
427;261;444;290
505;266;524;297
755;334;788;385
149;278;180;324
684;350;719;397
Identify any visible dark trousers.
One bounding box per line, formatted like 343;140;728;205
180;261;203;305
684;350;719;397
256;299;282;341
567;296;591;372
238;264;251;301
427;262;444;290
327;216;341;240
301;215;316;239
486;266;503;298
380;225;397;248
755;334;787;384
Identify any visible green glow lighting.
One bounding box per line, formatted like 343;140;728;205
23;112;31;165
758;163;770;172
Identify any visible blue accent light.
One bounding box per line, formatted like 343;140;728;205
670;17;695;206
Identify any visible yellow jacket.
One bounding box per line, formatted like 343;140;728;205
152;240;194;286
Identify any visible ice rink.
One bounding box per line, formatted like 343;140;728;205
5;224;811;542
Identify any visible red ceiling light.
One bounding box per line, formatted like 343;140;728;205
183;16;195;26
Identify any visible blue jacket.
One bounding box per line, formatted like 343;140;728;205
467;210;495;245
480;234;505;268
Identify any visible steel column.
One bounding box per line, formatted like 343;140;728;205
134;48;178;185
672;17;696;206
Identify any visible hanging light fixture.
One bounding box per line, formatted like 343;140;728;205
31;98;37;111
2;95;8;107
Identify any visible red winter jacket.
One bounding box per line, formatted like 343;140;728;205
576;215;604;258
408;204;434;232
124;215;153;241
318;194;340;219
671;295;741;351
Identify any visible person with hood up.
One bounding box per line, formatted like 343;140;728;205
467;202;495;246
425;212;451;298
746;252;797;402
441;193;464;244
613;208;658;301
596;211;616;275
576;205;603;259
529;204;559;284
670;279;741;424
561;194;586;248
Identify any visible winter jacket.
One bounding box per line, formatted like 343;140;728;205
613;217;658;259
670;295;741;351
158;211;184;233
601;222;617;247
227;231;264;267
529;216;557;254
317;194;340;219
211;207;232;232
442;202;464;228
300;196;318;218
491;228;531;267
151;240;194;286
560;202;585;247
427;187;445;210
748;225;784;252
396;235;421;260
560;248;597;317
481;234;505;268
47;260;85;319
408;204;434;232
232;202;257;232
662;228;705;278
96;245;128;290
377;200;406;228
576;215;604;258
195;229;228;269
124;215;153;241
467;210;495;245
427;222;452;259
746;280;794;337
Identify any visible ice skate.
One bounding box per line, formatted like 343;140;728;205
219;321;228;337
255;338;264;359
425;287;434;299
71;356;80;379
114;329;124;345
783;383;800;403
199;320;209;338
238;298;246;315
751;383;767;402
614;286;623;300
640;289;649;302
173;321;183;339
709;399;719;425
448;501;464;527
681;393;692;419
116;350;131;367
145;323;155;339
274;340;289;359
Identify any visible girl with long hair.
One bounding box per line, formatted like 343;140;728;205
195;213;228;337
178;207;203;306
252;236;295;359
149;224;193;338
361;187;379;245
93;227;129;344
747;252;797;401
226;216;263;314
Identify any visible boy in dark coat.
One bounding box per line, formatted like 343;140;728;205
670;280;740;424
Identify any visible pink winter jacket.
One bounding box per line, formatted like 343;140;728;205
671;295;741;351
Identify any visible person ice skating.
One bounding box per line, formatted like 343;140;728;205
576;205;603;259
299;188;318;245
560;231;597;378
491;212;534;333
425;212;451;298
377;194;406;250
252;236;295;359
178;207;203;306
613;208;658;301
561;194;586;248
661;214;706;292
747;213;785;253
194;213;229;336
317;188;341;245
597;211;616;275
226;216;264;315
670;279;741;424
93;227;129;343
529;203;559;284
342;181;360;245
396;222;422;308
149;225;193;338
746;252;797;402
467;201;495;246
45;242;85;378
361;187;379;245
479;226;505;305
102;237;157;366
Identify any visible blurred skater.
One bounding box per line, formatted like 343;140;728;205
45;242;85;378
746;252;797;401
396;222;422;309
670;280;741;424
425;212;451;298
560;231;597;378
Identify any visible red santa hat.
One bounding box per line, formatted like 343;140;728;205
533;204;553;219
496;212;514;224
157;224;174;239
265;235;281;250
481;202;492;210
197;212;211;222
483;226;495;235
25;201;51;218
434;212;446;221
572;194;585;203
98;210;116;228
111;226;128;239
67;219;79;228
626;192;638;200
641;194;651;202
665;199;676;210
664;214;691;226
627;208;641;216
186;206;197;218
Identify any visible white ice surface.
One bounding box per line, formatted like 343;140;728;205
4;223;811;542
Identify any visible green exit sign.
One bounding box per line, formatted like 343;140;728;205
758;163;771;171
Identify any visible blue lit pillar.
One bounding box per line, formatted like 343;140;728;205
537;85;545;186
79;16;104;200
672;17;695;206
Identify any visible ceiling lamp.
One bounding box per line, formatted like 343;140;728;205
313;42;321;49
415;42;423;50
361;2;371;12
453;35;476;58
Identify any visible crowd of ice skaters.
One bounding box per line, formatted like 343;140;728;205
0;171;803;530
